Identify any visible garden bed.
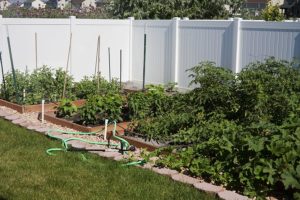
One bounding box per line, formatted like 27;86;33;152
44;111;129;134
0;98;85;114
120;135;168;151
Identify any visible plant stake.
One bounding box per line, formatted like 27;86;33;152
120;49;122;89
62;33;72;99
0;52;8;100
6;26;19;103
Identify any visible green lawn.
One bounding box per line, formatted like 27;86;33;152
0;118;216;200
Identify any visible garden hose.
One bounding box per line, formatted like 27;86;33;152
46;121;128;156
122;160;146;166
46;121;148;167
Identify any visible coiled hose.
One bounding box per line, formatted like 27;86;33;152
46;121;129;156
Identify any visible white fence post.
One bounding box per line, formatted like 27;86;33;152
171;17;180;84
231;18;242;74
69;16;76;74
128;17;134;82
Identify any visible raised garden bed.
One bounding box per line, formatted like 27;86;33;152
120;135;168;151
0;98;85;114
44;111;129;134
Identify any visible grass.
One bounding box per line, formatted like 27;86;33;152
0;118;217;200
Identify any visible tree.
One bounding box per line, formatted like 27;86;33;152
261;1;284;21
224;0;245;17
106;0;230;19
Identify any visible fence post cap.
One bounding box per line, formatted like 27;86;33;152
128;17;134;20
172;17;180;20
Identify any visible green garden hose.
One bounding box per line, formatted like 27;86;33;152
46;121;128;156
45;121;148;167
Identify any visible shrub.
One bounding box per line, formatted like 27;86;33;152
261;2;284;21
55;98;78;118
74;76;120;99
79;93;124;125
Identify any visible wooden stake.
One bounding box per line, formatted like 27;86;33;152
62;33;72;99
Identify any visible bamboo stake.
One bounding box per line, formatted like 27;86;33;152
35;32;38;69
94;36;100;76
97;36;101;93
108;47;111;82
62;33;72;99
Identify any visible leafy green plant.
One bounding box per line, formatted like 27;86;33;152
261;2;284;21
0;69;30;103
127;84;169;120
55;98;78;118
0;66;74;105
131;59;300;199
79;94;124;125
74;76;120;99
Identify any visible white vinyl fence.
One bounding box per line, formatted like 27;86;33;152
0;16;299;89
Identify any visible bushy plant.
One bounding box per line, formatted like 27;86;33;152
74;76;120;99
261;2;284;21
236;58;300;125
79;93;124;125
55;98;78;118
0;69;29;103
0;66;74;105
135;59;300;199
127;84;169;119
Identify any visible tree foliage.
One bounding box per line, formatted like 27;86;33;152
261;1;284;21
107;0;232;19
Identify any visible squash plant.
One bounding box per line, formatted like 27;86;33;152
55;98;78;118
79;93;124;125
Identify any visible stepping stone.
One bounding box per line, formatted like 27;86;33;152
27;125;42;130
218;191;249;200
19;122;34;127
114;154;128;161
12;118;27;125
5;114;21;121
152;167;178;177
142;163;153;169
193;182;224;194
35;127;50;134
93;151;107;157
47;131;63;137
0;110;10;117
85;145;106;151
171;174;200;185
100;151;121;158
68;141;86;150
